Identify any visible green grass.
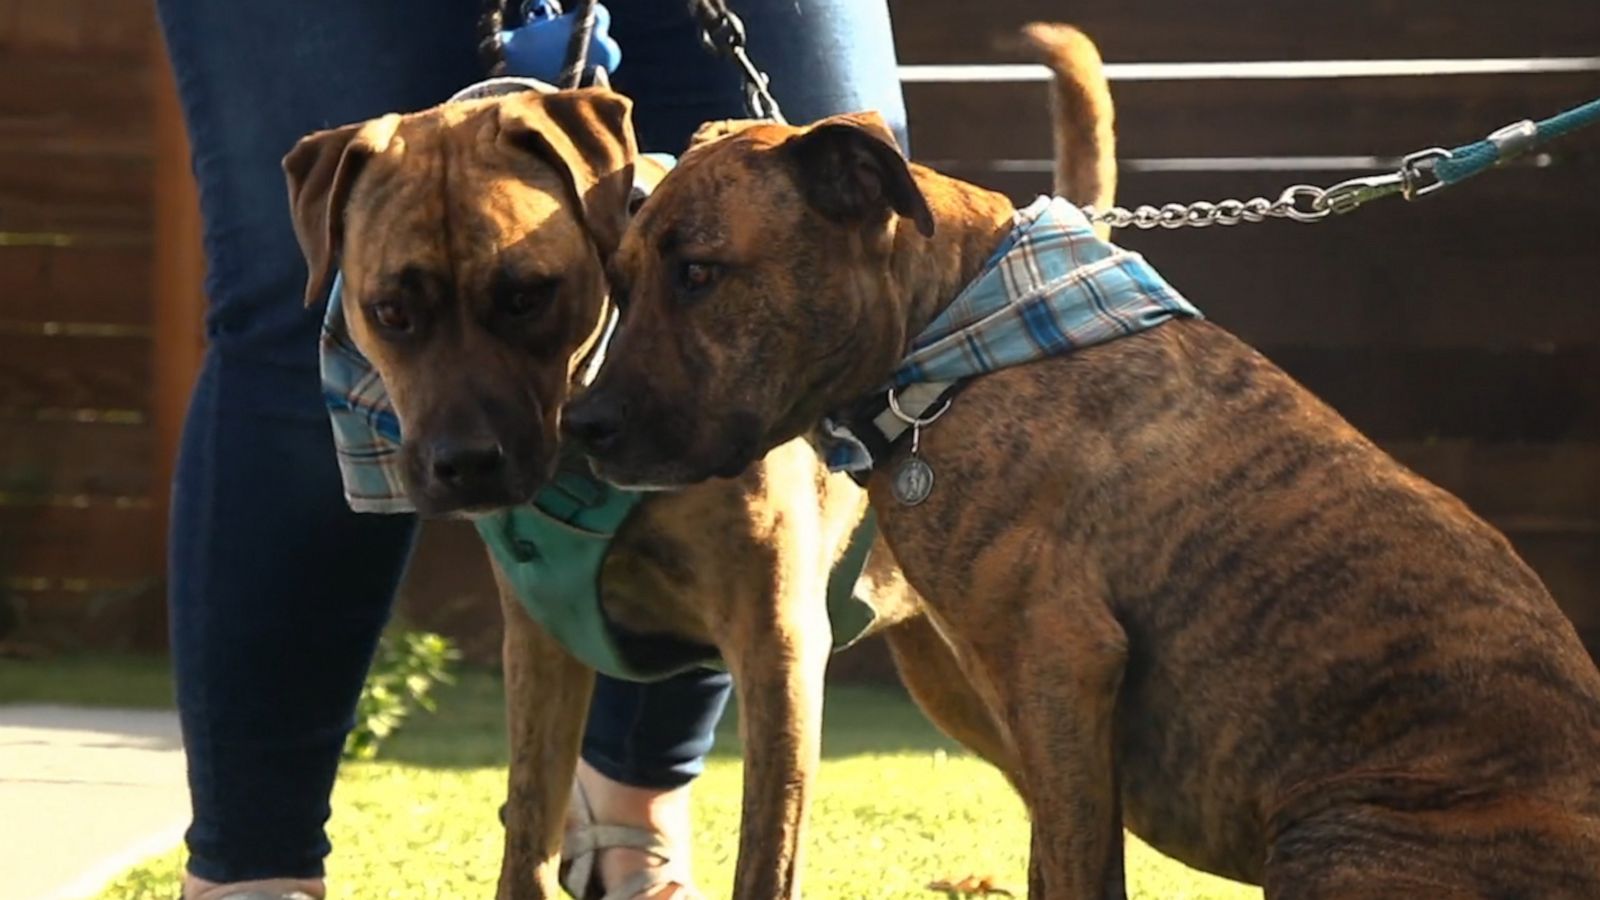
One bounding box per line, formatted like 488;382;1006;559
0;653;175;708
52;659;1257;899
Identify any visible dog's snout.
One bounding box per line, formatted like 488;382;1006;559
429;437;506;489
563;396;626;455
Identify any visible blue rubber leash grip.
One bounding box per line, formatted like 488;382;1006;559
501;1;622;83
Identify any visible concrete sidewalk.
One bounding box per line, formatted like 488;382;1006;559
0;705;187;900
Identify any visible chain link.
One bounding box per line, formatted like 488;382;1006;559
1081;184;1338;230
1082;149;1457;230
689;0;786;123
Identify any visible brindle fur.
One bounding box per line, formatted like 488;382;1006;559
569;26;1600;900
281;81;1082;898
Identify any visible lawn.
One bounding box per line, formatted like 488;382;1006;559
27;656;1258;899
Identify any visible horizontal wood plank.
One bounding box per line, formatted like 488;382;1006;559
0;334;149;412
0;503;156;580
888;0;1600;64
0;49;154;235
0;52;152;154
907;72;1600;162
0;149;150;235
1268;345;1600;442
1387;441;1600;524
1504;531;1600;632
3;580;164;650
0;420;152;497
0;0;152;59
0;245;151;324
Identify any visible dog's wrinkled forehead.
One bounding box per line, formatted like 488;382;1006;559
340;112;583;280
626;126;796;250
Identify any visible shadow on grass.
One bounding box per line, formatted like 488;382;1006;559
376;666;963;770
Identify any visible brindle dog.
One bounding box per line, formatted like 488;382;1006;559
565;28;1600;900
279;49;1114;895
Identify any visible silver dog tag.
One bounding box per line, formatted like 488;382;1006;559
891;455;934;506
890;421;935;506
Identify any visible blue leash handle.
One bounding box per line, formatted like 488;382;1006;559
500;1;622;84
1435;97;1600;185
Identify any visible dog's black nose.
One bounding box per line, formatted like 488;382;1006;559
563;396;625;455
429;437;505;489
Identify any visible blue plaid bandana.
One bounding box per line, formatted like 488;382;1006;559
821;195;1203;473
321;277;410;513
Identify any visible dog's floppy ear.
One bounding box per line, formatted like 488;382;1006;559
498;88;638;257
283;114;402;306
781;111;934;238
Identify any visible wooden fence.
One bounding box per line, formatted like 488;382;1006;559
1;0;1597;663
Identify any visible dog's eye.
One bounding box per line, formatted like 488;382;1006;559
499;280;558;319
368;300;412;333
502;291;539;318
679;262;718;293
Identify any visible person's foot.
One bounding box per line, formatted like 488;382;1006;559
182;875;325;900
565;760;699;900
180;766;694;900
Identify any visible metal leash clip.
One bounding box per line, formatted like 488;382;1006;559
1320;147;1454;215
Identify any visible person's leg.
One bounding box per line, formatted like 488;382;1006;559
612;0;908;153
573;1;907;894
155;2;480;893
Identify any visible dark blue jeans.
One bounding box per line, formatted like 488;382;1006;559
155;0;905;884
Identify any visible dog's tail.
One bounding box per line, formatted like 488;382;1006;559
1016;23;1117;236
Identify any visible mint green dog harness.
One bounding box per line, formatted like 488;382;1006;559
474;467;880;681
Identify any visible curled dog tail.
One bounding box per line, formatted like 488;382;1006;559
1017;23;1117;236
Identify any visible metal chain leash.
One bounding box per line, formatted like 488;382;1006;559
687;0;786;123
1082;187;1326;230
477;0;510;77
556;0;600;89
1081;148;1455;229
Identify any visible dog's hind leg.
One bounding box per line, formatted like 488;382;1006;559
492;561;597;900
883;615;1022;788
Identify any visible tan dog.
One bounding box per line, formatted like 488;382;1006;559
566;25;1600;900
281;84;881;900
279;41;1111;896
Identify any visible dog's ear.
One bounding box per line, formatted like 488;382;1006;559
498;88;638;257
781;111;934;238
283;114;402;306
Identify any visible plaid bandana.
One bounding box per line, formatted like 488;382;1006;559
821;195;1203;473
318;139;672;514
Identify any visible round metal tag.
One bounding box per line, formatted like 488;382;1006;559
890;456;935;506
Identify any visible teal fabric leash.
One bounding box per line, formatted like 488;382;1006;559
1434;97;1600;187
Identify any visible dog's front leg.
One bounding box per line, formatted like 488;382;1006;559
493;564;597;900
718;573;833;899
937;590;1127;900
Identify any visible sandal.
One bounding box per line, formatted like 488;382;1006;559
560;779;704;900
184;880;320;900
